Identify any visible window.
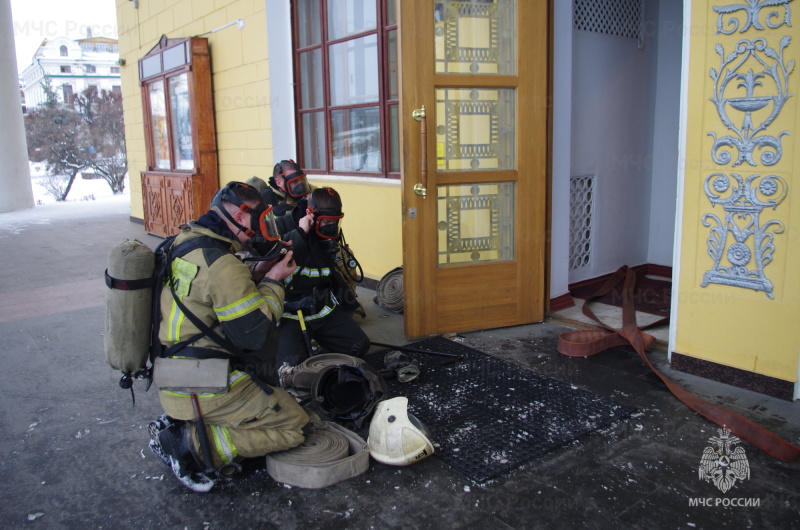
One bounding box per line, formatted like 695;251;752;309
111;67;120;74
60;65;71;73
59;45;68;57
62;84;73;104
139;37;199;172
293;0;399;178
85;65;96;73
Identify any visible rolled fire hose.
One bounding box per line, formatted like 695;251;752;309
373;267;404;313
266;422;369;488
282;353;365;390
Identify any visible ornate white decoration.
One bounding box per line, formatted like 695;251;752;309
708;37;794;167
701;173;787;298
713;0;793;35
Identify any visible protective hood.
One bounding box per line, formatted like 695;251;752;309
211;182;284;261
308;188;344;240
275;160;311;198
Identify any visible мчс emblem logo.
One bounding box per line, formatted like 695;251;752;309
698;426;750;493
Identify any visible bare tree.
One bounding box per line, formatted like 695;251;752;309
24;101;91;201
24;85;129;200
76;87;128;194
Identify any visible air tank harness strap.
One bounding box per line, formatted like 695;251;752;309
104;271;156;291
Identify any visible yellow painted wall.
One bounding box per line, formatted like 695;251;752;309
114;0;404;282
116;0;272;220
675;1;800;382
309;177;403;282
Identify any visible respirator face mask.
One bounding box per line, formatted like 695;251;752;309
284;170;311;198
275;160;311;198
211;183;285;261
308;191;344;240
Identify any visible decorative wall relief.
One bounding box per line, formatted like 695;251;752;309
707;37;792;167
702;3;793;298
701;173;787;298
713;0;793;35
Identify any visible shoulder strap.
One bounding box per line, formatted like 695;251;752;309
160;234;244;357
171;235;232;260
149;235;229;363
155;234;276;395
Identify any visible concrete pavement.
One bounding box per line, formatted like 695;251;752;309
0;199;797;529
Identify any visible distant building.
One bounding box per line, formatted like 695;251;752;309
18;79;25;114
20;28;120;110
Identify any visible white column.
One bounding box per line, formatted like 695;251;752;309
549;0;573;300
0;0;34;212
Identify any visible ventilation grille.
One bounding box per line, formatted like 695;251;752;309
574;0;642;40
569;175;595;271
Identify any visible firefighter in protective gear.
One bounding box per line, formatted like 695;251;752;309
248;160;314;235
149;182;309;492
367;397;435;466
276;187;370;368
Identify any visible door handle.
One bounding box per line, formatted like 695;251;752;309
412;105;427;198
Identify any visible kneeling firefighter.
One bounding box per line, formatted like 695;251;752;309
276;187;370;368
147;182;309;493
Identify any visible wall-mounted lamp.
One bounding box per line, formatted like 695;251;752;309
117;58;126;66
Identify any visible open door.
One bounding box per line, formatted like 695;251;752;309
399;0;550;337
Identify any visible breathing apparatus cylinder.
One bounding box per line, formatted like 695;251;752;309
104;239;155;374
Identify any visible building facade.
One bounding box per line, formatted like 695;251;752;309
20;30;121;109
113;0;799;401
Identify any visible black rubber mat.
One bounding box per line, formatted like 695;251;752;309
368;336;637;484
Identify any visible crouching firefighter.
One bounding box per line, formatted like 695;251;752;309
148;182;309;493
276;187;370;369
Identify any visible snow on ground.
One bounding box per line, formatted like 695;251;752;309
0;172;131;233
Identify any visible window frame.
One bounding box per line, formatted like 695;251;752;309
138;37;198;173
291;0;400;179
62;84;74;105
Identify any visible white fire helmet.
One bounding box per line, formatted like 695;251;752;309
367;396;434;466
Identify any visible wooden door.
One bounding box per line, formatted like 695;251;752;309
399;0;549;337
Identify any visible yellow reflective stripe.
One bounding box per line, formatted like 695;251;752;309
263;294;281;316
282;304;334;321
297;267;331;278
211;425;237;465
214;292;264;321
228;371;248;388
286;267;331;284
167;298;186;343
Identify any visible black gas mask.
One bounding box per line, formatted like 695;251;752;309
211;182;285;261
275;160;311;198
308;191;344;240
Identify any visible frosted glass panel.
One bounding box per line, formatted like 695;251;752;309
437;183;515;265
148;80;170;170
435;88;515;171
434;0;516;75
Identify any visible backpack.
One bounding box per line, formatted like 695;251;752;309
104;234;232;401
